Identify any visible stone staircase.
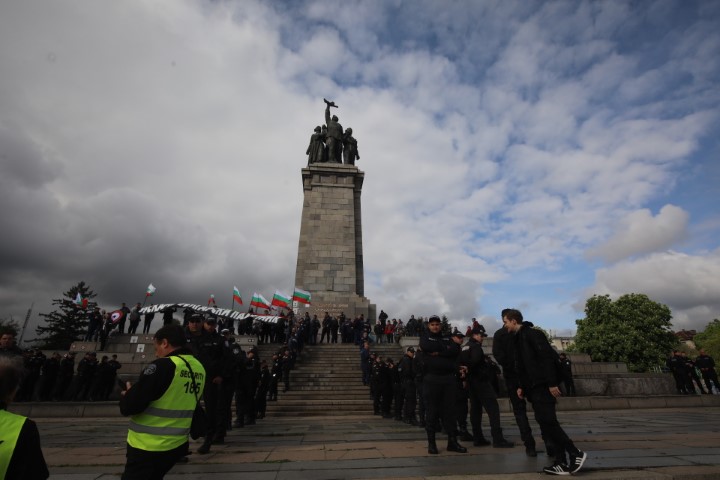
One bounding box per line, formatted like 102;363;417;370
266;343;405;417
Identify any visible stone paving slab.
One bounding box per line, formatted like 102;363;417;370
39;407;720;479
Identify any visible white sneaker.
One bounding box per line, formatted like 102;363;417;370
570;450;587;473
543;463;571;475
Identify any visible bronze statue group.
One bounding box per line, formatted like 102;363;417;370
306;99;360;165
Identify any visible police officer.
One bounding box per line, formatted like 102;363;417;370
268;353;281;401
696;349;719;394
413;346;426;428
186;315;226;454
399;347;417;425
119;325;205;480
420;315;466;454
557;353;576;396
370;354;386;415
0;355;50;480
461;325;514;448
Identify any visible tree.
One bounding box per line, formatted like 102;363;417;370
0;316;21;336
35;281;98;350
572;293;677;372
694;319;720;362
441;315;452;335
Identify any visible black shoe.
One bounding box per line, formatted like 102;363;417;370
428;442;439;454
493;439;514;448
526;445;538;457
197;441;211;455
473;438;491;447
447;436;467;453
543;462;571;475
458;429;473;441
569;450;587;473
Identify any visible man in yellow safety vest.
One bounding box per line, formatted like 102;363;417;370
120;324;206;479
0;355;49;480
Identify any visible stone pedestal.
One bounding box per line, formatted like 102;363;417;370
294;163;375;320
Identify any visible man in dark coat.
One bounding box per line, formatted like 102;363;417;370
503;309;586;475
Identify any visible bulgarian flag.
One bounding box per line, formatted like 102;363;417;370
208;294;217;307
233;286;243;305
250;292;270;310
146;283;156;297
293;287;311;306
73;292;88;309
271;290;291;309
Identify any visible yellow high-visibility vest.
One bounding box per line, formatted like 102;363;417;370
0;409;27;479
127;355;205;451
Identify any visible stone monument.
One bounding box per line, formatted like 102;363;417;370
294;99;375;320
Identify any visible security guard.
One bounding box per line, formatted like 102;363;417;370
120;325;205;479
0;356;49;480
420;315;466;454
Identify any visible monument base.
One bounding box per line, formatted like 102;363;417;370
295;291;376;321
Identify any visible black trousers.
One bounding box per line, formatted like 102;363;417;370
402;379;417;420
468;380;503;441
415;378;426;424
423;373;456;436
505;377;535;447
203;382;225;440
526;385;578;464
122;442;187;480
455;386;469;429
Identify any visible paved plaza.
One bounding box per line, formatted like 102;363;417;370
38;406;720;479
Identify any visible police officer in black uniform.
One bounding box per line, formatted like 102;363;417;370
186;315;226;454
420;315;466;454
413;346;426;428
461;325;514;448
399;347;417;425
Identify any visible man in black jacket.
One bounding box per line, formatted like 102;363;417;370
419;315;466;454
493;316;542;457
503;309;586;475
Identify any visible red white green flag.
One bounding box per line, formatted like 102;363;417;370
73;292;88;309
293;288;311;305
271;291;291;309
146;283;156;297
208;294;216;307
250;292;270;310
233;286;243;305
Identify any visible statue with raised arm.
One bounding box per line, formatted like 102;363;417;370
342;127;359;165
324;98;343;163
306;126;326;165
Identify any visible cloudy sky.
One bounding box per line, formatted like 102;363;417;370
1;0;718;340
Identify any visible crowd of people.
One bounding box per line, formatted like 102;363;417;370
666;349;720;395
0;331;122;402
360;311;587;476
4;305;720;479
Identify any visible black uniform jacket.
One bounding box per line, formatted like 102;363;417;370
420;332;460;376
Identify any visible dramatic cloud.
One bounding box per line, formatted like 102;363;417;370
0;0;718;339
